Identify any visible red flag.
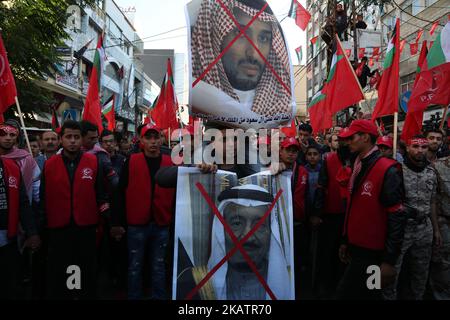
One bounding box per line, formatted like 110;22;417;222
281;118;297;137
290;0;311;31
430;20;439;36
83;34;104;132
372;19;400;120
401;41;428;142
152;59;179;131
310;36;318;45
358;48;366;59
0;33;17;115
326;35;365;115
308;87;332;134
408;22;450;114
410;42;419;55
416;29;424;43
400;39;406;53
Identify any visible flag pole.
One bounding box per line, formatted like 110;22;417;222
168;127;171;147
393;112;399;156
439;104;449;130
14;97;32;155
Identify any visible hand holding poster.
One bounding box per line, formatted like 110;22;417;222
173;167;295;300
187;0;296;129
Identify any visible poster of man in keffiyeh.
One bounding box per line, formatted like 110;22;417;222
173;168;295;300
186;0;296;129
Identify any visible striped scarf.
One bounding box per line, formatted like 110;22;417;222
348;145;378;194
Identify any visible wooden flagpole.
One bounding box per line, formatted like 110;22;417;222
393;112;399;156
14;97;32;155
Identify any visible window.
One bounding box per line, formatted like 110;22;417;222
400;73;416;94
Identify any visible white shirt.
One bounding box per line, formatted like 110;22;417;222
234;89;256;111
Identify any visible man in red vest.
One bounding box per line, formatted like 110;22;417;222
0;123;41;299
335;120;406;300
310;136;353;298
111;124;175;300
40;120;110;299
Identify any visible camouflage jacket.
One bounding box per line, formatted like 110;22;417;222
402;162;437;219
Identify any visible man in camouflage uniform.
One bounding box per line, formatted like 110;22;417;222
383;136;441;300
428;155;449;299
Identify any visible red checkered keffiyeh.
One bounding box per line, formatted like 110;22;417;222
191;0;292;116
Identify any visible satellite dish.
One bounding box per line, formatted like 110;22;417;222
67;5;81;32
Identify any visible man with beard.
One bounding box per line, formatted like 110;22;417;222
189;0;292;126
425;129;445;163
35;131;60;171
336;120;406;300
383;135;441;300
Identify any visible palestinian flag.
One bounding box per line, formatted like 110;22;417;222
102;95;115;131
308;87;331;133
401;41;428;142
152;59;179;131
326;35;364;114
289;0;311;31
82;34;105;132
372;18;400;120
408;21;450;113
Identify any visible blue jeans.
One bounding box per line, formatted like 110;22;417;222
127;223;169;300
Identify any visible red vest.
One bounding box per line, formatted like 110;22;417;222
293;164;308;221
126;153;175;226
44;153;99;228
1;159;21;238
345;157;397;250
324;152;346;214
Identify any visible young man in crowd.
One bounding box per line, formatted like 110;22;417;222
425;129;446;162
40;120;110;299
0;122;41;299
112;124;176;300
336;120;406;300
29;136;41;158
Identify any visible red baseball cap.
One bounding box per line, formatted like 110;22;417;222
140;124;161;137
281;137;300;149
376;136;393;149
338;120;379;139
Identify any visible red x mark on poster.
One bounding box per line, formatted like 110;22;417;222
192;0;291;95
184;182;283;300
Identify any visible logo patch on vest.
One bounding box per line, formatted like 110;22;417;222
361;181;373;196
81;168;93;180
301;175;307;185
8;176;18;189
